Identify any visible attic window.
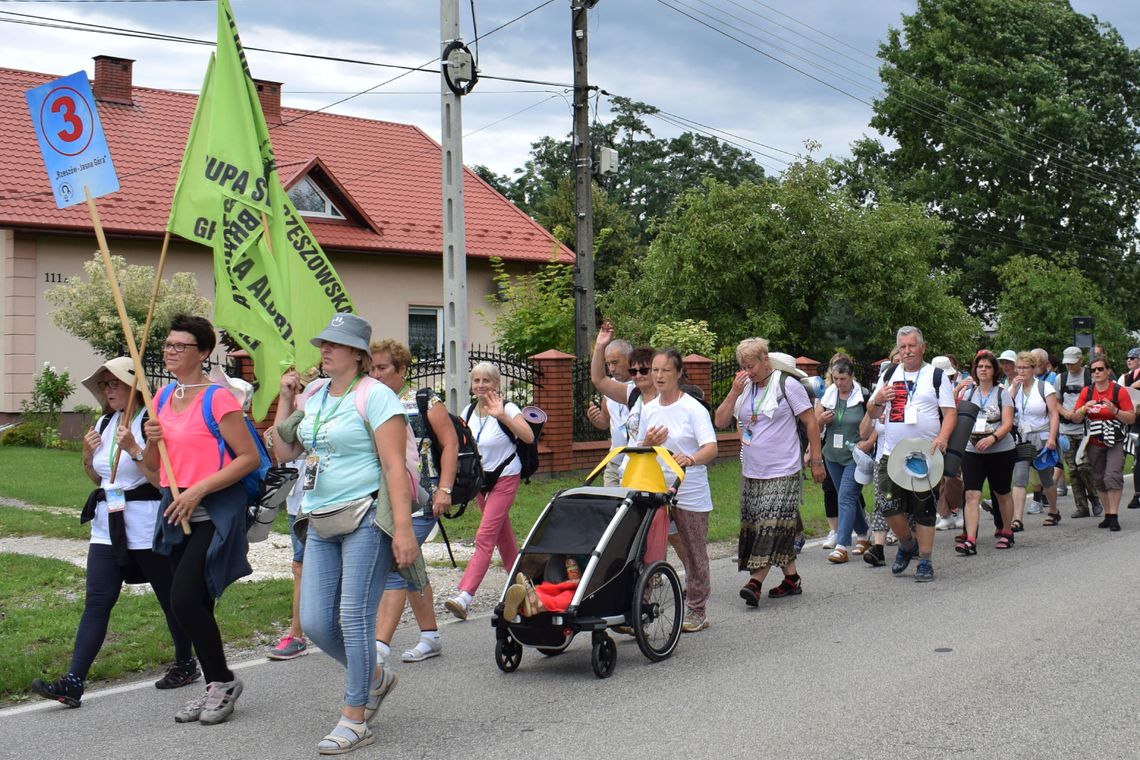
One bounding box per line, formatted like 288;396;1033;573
288;176;344;219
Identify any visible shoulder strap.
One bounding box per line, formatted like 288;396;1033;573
156;382;177;414
626;387;642;411
1083;368;1092;388
415;387;432;420
1112;382;1122;408
932;367;943;399
354;375;379;431
96;412;115;435
462;403;475;423
200;385;227;468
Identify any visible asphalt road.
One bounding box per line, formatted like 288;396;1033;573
4;494;1140;760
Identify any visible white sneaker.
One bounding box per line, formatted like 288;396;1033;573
934;515;955;531
953;511;964;529
821;530;838;550
444;595;468;620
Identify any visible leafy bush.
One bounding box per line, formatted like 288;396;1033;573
45;252;211;357
479;256;574;357
650;319;717;357
18;363;75;447
1;423;45;447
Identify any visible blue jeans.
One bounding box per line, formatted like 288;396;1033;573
300;507;392;708
825;460;869;549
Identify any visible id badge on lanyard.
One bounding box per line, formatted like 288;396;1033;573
302;454;321;491
106;488;126;513
903;405;918;425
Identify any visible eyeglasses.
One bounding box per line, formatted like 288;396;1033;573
1015;365;1034;371
162;341;198;353
96;379;123;391
629;367;651;376
1091;366;1108;373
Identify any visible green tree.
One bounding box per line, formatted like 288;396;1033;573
992;255;1131;360
861;0;1140;317
479;256;574;357
600;160;979;361
45;253;211;358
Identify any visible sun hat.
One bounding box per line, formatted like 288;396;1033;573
1034;446;1060;471
81;356;143;411
767;351;808;379
310;313;372;353
208;365;255;413
1129;347;1140;360
931;356;957;378
1062;346;1083;364
998;350;1017;363
850;443;875;486
886;437;945;493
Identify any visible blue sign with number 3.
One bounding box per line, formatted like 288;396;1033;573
25;70;119;209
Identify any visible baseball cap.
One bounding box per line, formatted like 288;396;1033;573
931;355;957;378
1062;346;1082;364
998;350;1017;363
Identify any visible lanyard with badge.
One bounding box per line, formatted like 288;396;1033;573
902;369;920;425
302;375;361;491
831;395;848;449
973;386;995;433
105;411;127;512
741;379;773;446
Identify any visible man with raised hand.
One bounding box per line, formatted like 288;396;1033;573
587;334;634;486
866;326;957;583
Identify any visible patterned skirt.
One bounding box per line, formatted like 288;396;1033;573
738;473;802;572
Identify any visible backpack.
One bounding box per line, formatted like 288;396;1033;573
1058;368;1093;398
415;387;484;510
463;402;545;486
156;383;272;512
878;362;946;422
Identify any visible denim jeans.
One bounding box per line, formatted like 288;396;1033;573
825;459;869;548
300;507;392;708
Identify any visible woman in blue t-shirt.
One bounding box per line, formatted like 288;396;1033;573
273;314;417;755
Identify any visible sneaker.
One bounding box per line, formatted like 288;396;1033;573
863;544;886;567
1057;484;1068;497
445;595;468;620
934;515;955;531
953;511;964;529
364;665;398;723
198;679;243;726
267;634;308;661
914;559;935;583
155;659;201;689
174;687;211;723
1071;507;1091;519
1026;500;1043;515
981;499;994;513
885;530;898;546
681;608;709;632
891;540;919;575
30;675;83;708
1128;496;1140;510
401;636;442;662
1092;499;1104;517
821;530;838;550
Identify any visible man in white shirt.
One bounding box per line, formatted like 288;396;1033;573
866;326;957;583
587;338;633;486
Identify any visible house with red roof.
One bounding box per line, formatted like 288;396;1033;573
0;56;572;419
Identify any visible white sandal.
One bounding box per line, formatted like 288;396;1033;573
318;716;374;755
401;637;442;662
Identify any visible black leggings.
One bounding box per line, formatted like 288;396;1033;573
69;544;193;679
169;521;233;683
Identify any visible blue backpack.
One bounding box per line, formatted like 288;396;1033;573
156;383;272;508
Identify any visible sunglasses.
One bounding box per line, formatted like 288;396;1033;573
629;367;651;376
1091;366;1108;373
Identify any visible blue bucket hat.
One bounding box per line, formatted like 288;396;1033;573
1034;446;1060;470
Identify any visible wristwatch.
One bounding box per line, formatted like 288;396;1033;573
439;487;453;496
130;450;144;462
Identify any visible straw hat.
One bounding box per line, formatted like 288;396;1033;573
81;356;143;411
886;437;945;493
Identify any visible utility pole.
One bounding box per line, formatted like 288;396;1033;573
572;0;597;362
441;0;474;412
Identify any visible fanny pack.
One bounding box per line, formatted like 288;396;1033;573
295;493;375;540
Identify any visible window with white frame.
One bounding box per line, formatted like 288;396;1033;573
287;176;345;219
408;307;443;358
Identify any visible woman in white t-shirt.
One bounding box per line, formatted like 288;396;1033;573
1008;351;1061;531
31;357;193;709
640;348;718;633
445;362;534;620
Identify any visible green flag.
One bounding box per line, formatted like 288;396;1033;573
167;0;353;418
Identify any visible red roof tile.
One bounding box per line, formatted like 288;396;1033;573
0;66;572;264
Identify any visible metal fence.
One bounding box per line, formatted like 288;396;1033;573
572;358;610;442
406;345;541;408
710;358;738;431
115;345;238;389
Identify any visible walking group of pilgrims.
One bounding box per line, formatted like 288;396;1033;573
29;312;1138;756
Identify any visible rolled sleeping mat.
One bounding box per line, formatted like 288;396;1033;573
943;399;979;478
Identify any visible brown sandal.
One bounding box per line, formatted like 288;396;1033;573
1042;512;1062;527
739;578;763;607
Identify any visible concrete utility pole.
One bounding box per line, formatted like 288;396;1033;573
441;0;471;412
572;0;597;361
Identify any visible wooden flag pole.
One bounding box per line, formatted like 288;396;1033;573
85;188;188;534
111;230;171;481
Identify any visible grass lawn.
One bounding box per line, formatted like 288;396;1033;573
0;552;292;704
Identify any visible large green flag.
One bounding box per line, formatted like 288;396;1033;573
168;0;353;418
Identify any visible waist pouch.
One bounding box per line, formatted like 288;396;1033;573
296;495;374;540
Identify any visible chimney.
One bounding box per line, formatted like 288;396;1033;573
254;80;282;125
92;55;135;105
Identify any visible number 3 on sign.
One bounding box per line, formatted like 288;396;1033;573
51;95;83;143
39;86;94;157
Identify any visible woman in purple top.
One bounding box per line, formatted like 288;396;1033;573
715;338;825;607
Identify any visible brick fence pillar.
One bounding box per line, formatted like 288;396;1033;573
683;354;712;402
531;349;574;474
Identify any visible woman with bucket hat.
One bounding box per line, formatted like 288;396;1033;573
30;357;196;709
273;312;419;754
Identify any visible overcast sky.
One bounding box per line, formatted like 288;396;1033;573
1;0;1137;179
